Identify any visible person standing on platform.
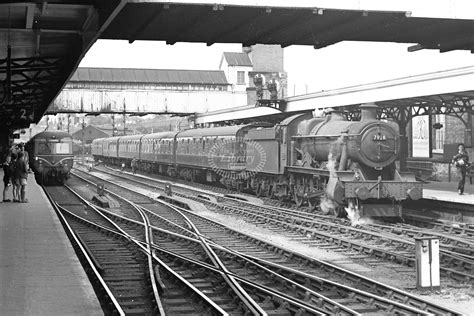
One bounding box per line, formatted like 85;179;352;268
16;151;28;203
131;158;138;174
18;143;30;172
452;143;470;195
9;152;19;202
2;154;12;202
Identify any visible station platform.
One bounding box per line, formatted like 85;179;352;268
423;181;474;204
0;170;102;315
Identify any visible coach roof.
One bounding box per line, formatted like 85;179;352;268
30;131;72;141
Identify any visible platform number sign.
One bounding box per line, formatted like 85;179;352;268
18;108;34;121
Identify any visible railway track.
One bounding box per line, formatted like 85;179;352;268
44;186;163;315
63;167;463;315
90;162;474;237
54;177;328;314
77;166;474;284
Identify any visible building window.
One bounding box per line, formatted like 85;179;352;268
237;71;245;84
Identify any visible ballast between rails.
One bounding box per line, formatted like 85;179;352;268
72;169;426;315
41;187;125;316
71;167;460;315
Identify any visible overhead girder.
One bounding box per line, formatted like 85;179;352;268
342;96;474;126
0;1;125;131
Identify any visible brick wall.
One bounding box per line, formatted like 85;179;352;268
445;115;467;145
246;44;284;72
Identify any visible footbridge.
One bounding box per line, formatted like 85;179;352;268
2;1;474;133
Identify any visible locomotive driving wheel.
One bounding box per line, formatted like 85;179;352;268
293;179;306;207
277;184;288;202
256;183;264;197
294;191;304;207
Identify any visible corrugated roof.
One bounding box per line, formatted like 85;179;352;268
70;68;229;85
223;52;252;67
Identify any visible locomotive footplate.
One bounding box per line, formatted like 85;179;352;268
344;181;423;201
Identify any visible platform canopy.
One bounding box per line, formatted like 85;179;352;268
2;1;474;131
0;0;125;131
107;1;474;52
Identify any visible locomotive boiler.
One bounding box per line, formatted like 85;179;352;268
26;131;74;185
289;104;422;217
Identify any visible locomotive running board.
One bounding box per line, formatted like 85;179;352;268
286;166;330;176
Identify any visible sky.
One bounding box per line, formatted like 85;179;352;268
79;39;474;97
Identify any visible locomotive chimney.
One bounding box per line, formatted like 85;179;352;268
360;103;378;121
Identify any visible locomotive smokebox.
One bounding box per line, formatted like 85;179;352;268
360;103;378;121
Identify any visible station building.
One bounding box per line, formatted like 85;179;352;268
407;113;473;182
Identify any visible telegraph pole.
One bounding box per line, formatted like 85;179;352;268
123;113;126;136
82;117;86;164
112;115;115;136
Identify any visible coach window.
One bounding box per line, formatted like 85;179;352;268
38;142;51;154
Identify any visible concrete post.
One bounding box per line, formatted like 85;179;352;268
415;237;440;291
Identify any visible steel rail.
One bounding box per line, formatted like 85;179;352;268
71;170;263;315
366;222;474;251
71;168;462;314
147;200;440;315
222;202;474;282
62;203;319;316
148;243;327;316
71;169;364;314
82;166;472;259
402;214;474;237
56;188;228;316
144;211;427;315
131;203;166;316
151;200;462;316
42;187;125;316
144;204;267;316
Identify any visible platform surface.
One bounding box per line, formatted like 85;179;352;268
0;170;102;315
423;181;474;204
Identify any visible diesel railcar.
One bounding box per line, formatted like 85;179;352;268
26;131;74;185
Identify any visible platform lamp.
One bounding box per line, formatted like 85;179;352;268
111;115;116;136
67;114;71;134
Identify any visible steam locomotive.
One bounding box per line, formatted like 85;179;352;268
26;131;74;185
92;104;422;217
